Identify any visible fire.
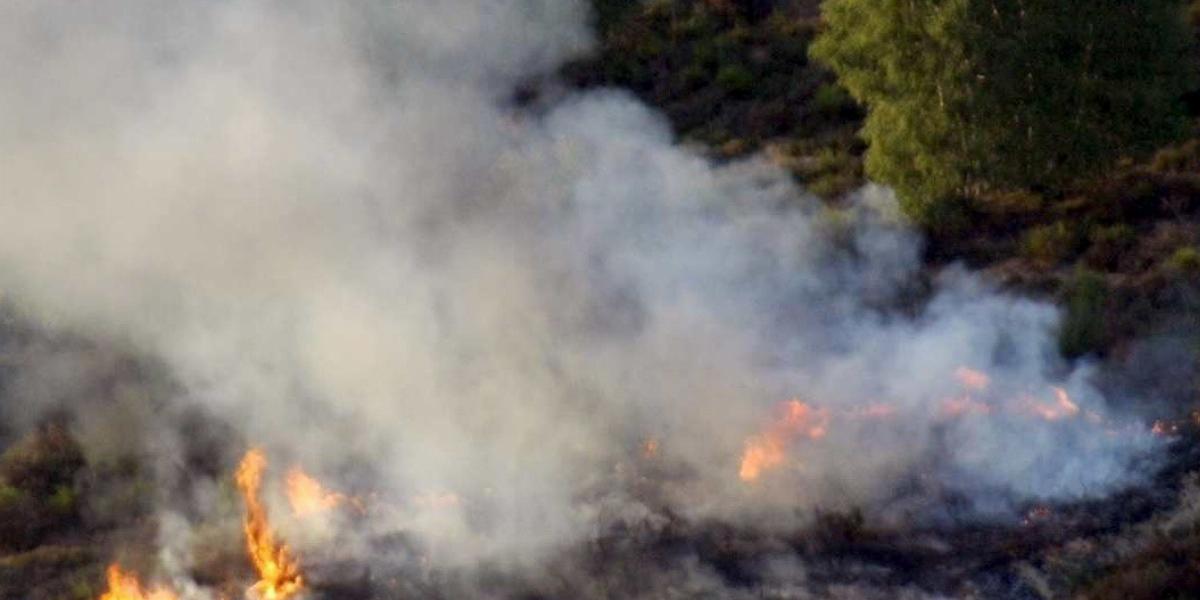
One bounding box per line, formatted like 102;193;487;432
940;396;992;417
1022;387;1081;421
739;400;830;482
286;468;348;517
954;367;991;391
1021;505;1053;526
641;438;660;459
1152;420;1180;437
98;564;178;600
235;449;304;600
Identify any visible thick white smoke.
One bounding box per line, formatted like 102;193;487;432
0;0;1157;578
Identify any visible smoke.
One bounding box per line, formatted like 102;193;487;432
0;0;1158;586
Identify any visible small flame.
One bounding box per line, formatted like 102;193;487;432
940;396;992;417
1022;387;1081;421
739;400;830;482
235;449;304;600
1022;505;1053;526
954;367;991;391
286;468;348;517
98;564;178;600
641;438;660;459
1152;420;1180;437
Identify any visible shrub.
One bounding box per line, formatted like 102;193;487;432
0;425;85;496
715;63;755;96
1167;246;1200;275
0;426;86;550
1150;139;1200;174
811;82;854;116
1059;269;1109;358
1023;222;1086;265
1084;224;1137;270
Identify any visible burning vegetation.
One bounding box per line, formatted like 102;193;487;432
1;1;1199;599
235;450;305;600
98;565;178;600
739;400;829;482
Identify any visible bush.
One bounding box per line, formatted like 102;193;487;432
1167;246;1200;275
811;82;854;116
0;425;85;496
0;426;86;551
1084;224;1137;270
0;483;38;550
1059;269;1109;359
591;0;641;36
1022;222;1086;265
979;189;1045;215
715;63;755;95
1150;139;1200;174
916;195;974;237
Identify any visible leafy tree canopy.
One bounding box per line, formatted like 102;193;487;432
811;0;1195;220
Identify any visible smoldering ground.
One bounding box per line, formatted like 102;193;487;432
0;1;1165;597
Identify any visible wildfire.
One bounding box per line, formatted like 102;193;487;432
286;467;350;517
235;449;304;600
98;564;178;600
641;438;660;459
1021;387;1081;421
1021;505;1053;526
954;367;991;391
940;396;992;417
1152;420;1180;437
739;400;830;482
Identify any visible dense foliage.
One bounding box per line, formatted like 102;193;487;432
811;0;1195;220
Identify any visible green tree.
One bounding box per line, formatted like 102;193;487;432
811;0;1194;222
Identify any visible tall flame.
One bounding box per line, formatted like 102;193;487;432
235;449;304;600
739;400;829;482
98;564;178;600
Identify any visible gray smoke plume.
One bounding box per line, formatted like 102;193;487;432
0;0;1159;592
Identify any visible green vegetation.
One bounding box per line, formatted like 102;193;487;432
572;1;1200;370
811;0;1194;222
565;0;862;195
1022;221;1086;266
0;425;85;551
1168;245;1200;273
1058;268;1109;359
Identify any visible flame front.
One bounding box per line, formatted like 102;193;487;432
98;564;178;600
1021;387;1081;421
954;367;991;391
739;400;830;482
235;449;304;600
286;468;347;517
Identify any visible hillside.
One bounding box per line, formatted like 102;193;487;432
0;1;1198;599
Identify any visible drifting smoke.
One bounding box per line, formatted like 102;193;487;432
0;0;1159;592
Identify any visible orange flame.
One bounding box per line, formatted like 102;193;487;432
1152;420;1180;437
286;468;348;517
954;367;991;391
641;438;660;459
940;396;992;417
739;400;830;482
98;564;178;600
1022;387;1081;421
235;449;304;600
